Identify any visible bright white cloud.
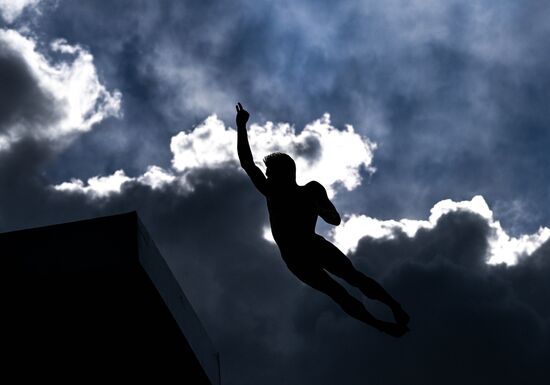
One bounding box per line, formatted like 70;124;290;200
53;170;133;199
136;165;177;190
0;29;121;150
53;114;375;199
0;0;40;22
51;114;549;266
171;115;237;171
171;113;376;197
330;195;550;266
53;166;177;198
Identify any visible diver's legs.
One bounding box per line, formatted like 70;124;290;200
317;238;410;325
287;263;407;337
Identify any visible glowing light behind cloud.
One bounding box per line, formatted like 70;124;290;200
54;170;132;199
53;114;375;198
53;166;176;198
171;113;376;197
330;195;550;265
0;29;121;150
51;113;550;267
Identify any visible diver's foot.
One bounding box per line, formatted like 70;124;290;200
376;321;409;337
391;304;410;326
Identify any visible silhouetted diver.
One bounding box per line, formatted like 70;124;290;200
236;103;410;337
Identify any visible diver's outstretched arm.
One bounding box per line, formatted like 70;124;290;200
236;103;268;195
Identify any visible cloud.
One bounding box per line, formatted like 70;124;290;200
172;113;376;195
0;0;40;22
136;165;177;190
170;115;237;172
45;168;550;385
53;169;133;198
282;209;550;385
1;134;549;385
52;110;549;267
0;29;121;151
53;113;376;198
29;0;550;230
332;195;550;265
53;166;178;198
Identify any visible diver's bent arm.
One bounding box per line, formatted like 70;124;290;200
309;181;341;225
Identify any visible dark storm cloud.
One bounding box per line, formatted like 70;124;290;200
292;134;321;163
1;135;549;384
259;211;550;385
0;40;61;134
289;214;550;385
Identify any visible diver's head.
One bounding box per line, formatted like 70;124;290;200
263;152;296;186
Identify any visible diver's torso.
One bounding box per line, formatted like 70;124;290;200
266;184;318;248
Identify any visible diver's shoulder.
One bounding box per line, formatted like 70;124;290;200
304;180;322;187
304;181;325;192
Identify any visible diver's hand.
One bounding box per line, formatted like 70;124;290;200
236;102;249;128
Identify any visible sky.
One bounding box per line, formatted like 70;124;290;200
2;1;549;384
